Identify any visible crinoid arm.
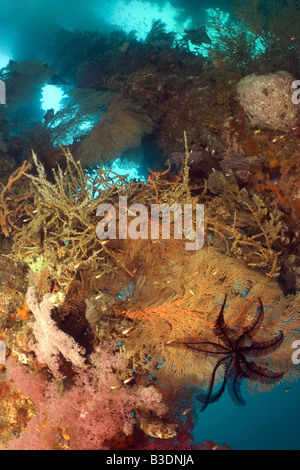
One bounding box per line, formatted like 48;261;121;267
227;372;247;407
242;298;265;337
239;356;284;385
169;339;229;355
240;330;284;357
197;356;232;412
168;295;286;412
213;295;236;349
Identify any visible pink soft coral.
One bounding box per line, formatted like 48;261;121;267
5;349;167;450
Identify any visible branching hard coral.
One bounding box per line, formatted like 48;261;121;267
196;171;284;278
12;148;136;297
234;188;284;275
0;161;32;237
137;143;283;278
7;136;284;323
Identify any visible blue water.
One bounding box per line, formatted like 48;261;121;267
193;381;300;450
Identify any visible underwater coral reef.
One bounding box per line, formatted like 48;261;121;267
0;0;299;451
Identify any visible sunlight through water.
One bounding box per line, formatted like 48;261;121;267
41;84;66;113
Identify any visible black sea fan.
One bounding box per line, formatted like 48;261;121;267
170;295;284;411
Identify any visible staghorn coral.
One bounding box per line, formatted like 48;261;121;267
144;157;283;278
0;9;299;450
3;143;296;448
0;160;32;238
12;148;136;296
7;143;286;311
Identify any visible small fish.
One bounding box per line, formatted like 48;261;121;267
122;327;134;335
182;407;192;416
110;384;122;390
284;387;291;393
95;293;104;300
123;376;134;384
